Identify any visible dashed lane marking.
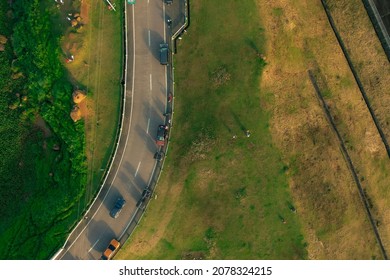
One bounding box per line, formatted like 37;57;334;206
135;161;141;177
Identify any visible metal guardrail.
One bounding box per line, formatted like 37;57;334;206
172;0;190;54
321;0;390;159
362;0;390;61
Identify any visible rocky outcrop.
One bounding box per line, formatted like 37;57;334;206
72;89;86;104
70;105;82;122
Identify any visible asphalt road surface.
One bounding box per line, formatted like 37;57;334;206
59;0;168;260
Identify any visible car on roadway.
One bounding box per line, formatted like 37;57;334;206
101;239;120;260
159;43;169;65
156;125;167;146
136;187;152;208
110;197;126;219
142;187;152;199
154;151;165;161
165;0;173;5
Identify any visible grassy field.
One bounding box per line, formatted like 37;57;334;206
258;0;388;259
117;0;390;260
62;0;122;208
325;0;390;251
117;0;307;260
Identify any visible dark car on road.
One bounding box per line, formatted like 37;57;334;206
142;187;152;199
154;151;165;161
165;0;173;5
110;197;126;219
156;125;167;146
159;43;169;65
136;187;152;208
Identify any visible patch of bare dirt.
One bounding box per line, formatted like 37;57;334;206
80;0;89;24
70;105;82;122
73;89;87;103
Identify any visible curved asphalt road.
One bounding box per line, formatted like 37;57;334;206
59;1;167;260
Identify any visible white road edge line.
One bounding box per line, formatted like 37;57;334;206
88;238;100;253
147;161;158;186
163;2;166;43
62;4;137;255
165;67;168;113
134;161;141;177
148;29;151;46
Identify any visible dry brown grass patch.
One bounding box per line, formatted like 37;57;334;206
258;0;386;259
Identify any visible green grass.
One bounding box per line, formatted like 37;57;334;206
119;0;307;260
0;0;88;259
0;0;122;259
272;8;284;17
0;2;26;232
64;0;122;206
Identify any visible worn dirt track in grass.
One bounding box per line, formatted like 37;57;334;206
258;0;388;259
80;0;89;24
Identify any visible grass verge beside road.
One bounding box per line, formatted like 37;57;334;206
62;0;123;208
117;0;307;260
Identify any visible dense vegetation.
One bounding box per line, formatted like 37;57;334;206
0;0;87;259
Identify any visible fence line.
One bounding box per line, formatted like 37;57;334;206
361;0;390;61
308;70;388;260
321;0;390;159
